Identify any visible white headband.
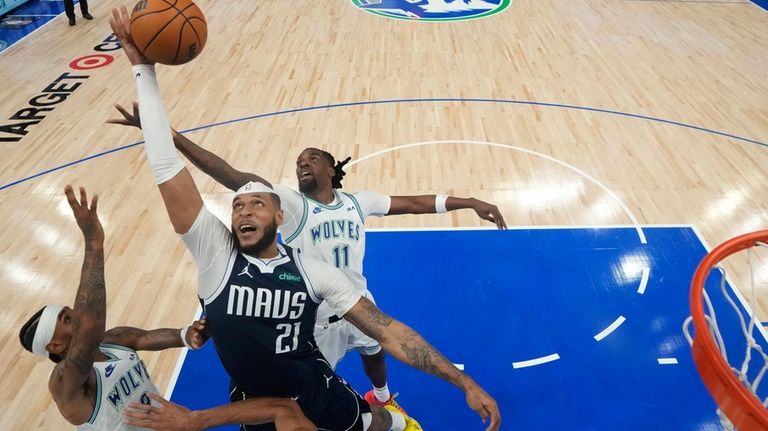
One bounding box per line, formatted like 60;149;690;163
32;305;65;357
234;181;277;198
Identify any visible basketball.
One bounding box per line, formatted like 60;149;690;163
129;0;207;66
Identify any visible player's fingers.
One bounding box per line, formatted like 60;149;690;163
64;185;78;207
90;194;99;212
114;103;132;118
79;187;87;207
147;392;170;406
132;101;139;115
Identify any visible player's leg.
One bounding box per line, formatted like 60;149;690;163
307;360;420;431
313;316;351;369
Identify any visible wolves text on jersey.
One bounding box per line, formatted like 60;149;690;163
106;360;151;411
309;219;361;246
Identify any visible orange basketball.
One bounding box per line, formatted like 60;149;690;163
129;0;207;66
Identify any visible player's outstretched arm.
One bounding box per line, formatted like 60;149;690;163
109;6;203;234
104;317;209;351
345;297;501;431
50;186;107;425
124;393;317;431
107;101;271;192
388;195;507;229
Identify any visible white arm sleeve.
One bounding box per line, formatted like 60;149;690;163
296;256;362;317
132;64;186;184
352;191;391;218
272;184;306;240
179;207;235;300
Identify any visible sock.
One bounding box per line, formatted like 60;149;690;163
388;409;407;431
374;384;391;402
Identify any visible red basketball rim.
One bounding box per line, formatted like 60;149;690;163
690;230;768;431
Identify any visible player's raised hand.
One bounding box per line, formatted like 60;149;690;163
184;317;210;350
109;6;153;65
107;102;142;129
464;382;501;431
471;198;507;230
64;185;104;243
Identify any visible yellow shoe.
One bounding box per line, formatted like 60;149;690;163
384;405;423;431
365;391;408;415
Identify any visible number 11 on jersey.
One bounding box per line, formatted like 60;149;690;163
332;244;350;268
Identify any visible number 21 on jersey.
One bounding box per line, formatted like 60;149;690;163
332;244;350;268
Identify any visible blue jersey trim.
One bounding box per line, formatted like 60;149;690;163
304;192;345;210
87;369;102;424
284;197;309;244
342;192;366;223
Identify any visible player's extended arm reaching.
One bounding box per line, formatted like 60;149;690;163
104;317;210;351
48;186;107;425
344;297;501;430
107;101;268;191
124;393;317;431
108;104;507;230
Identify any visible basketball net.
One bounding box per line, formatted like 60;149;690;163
683;238;768;430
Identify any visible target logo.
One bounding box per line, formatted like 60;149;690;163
69;54;114;70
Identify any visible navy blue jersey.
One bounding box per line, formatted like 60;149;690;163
204;246;323;397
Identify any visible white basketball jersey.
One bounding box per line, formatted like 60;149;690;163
76;344;159;431
274;185;390;319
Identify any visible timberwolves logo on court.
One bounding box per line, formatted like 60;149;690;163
351;0;510;21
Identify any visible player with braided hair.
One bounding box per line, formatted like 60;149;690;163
109;102;507;415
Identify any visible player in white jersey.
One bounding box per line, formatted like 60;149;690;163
19;185;312;431
109;102;507;412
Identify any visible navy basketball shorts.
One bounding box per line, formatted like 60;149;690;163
230;359;372;431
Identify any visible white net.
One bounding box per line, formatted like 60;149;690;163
683;241;768;429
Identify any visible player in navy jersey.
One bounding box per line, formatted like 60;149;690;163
19;185;313;431
110;85;506;421
109;6;500;431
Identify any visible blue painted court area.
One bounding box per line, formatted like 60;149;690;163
0;0;77;52
169;227;768;430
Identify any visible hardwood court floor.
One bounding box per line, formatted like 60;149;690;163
0;0;766;429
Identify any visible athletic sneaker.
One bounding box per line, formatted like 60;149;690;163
365;390;407;415
384;405;423;431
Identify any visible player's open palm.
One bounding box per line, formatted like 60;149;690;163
465;383;501;431
64;185;104;243
109;6;153;66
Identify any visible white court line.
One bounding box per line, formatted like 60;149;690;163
349;140;647;244
657;358;678;365
367;223;695;233
637;267;650;294
512;353;561;369
594;316;626;341
164;305;203;398
7;14;58;17
454;363;465;370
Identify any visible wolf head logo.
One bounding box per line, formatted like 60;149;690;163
354;0;508;21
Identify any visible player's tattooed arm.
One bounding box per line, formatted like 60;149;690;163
345;297;502;431
49;186;108;424
344;297;467;386
105;318;210;351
